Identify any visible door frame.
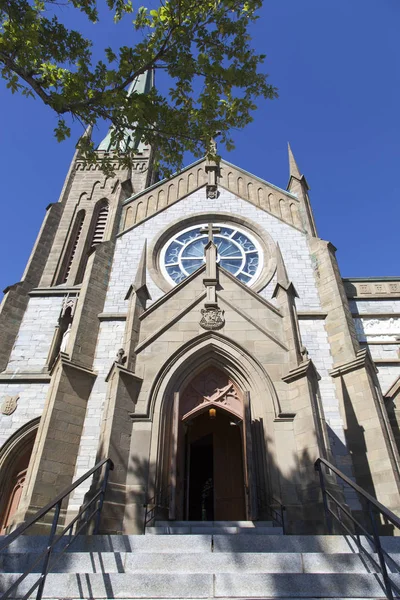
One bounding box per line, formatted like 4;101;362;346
169;392;257;521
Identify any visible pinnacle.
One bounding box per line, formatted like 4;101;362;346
276;243;290;289
134;240;147;291
288;142;302;179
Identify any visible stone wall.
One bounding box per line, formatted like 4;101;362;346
0;382;49;447
6;296;63;372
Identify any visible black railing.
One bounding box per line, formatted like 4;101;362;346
0;457;113;600
143;484;171;532
143;484;285;532
256;485;286;533
315;456;400;600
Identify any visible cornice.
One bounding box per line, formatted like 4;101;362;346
282;359;320;384
0;372;51;383
329;348;377;378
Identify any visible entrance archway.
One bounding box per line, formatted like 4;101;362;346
174;367;248;521
148;333;282;525
0;419;38;533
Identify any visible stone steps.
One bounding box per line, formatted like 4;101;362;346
147;520;283;535
1;571;400;598
0;551;387;573
1;534;400;598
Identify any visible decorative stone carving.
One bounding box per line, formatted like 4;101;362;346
1;394;19;416
60;323;72;353
200;306;225;330
180;366;243;420
344;280;400;298
206;184;218;199
116;348;127;364
61;294;77;318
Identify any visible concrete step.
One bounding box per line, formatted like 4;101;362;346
1;572;399;598
2;534;400;554
146;525;283;535
0;551;390;574
154;520;275;527
0;534;212;554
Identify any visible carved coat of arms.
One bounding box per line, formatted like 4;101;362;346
1;394;19;416
200;306;225;330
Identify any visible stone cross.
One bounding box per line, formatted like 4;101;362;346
200;223;221;244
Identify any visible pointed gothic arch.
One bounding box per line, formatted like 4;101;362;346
0;418;40;533
75;199;109;284
57;209;85;284
145;332;283;520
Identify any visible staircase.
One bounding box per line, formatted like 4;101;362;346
1;531;400;599
1;458;400;599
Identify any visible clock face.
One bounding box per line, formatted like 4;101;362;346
160;224;263;286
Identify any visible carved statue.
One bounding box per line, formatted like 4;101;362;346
60;323;72;353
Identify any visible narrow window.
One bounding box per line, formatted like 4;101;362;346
91;202;109;247
59;210;85;284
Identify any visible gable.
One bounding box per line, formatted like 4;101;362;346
135;264;287;361
119;158;304;234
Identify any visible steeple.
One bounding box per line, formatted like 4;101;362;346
98;70;154;153
288;142;302;180
286;143;317;237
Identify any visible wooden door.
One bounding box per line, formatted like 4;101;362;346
213;413;246;520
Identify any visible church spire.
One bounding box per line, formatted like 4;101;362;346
288;142;302;179
286;143;317;237
98;70;154;153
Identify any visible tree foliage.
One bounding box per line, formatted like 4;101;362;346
0;0;277;175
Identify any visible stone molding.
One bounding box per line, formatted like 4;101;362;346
135;292;207;354
0;372;51;382
98;312;127;321
120;158;303;234
56;354;98;379
219;296;287;351
105;361;143;385
329;348;377;378
344;279;400;299
140;264;207;319
385;376;400;401
281;359;321;384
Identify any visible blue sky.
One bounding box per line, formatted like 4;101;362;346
1;0;399;295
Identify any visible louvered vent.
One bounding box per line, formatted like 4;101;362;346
62;212;85;284
91;204;109;246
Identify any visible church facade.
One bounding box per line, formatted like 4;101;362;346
1;86;400;534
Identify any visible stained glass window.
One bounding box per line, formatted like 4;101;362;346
160;224;263;286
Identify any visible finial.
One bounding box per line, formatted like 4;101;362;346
288;142;302;179
272;243;299;298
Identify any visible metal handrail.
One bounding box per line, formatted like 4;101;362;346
315;456;400;600
255;485;286;533
143;484;171;532
0;457;114;600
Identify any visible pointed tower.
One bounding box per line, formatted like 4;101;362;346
1;72;158;529
287;143;317;236
98;70;154;155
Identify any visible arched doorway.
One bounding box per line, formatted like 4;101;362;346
172;367;249;521
0;419;38;533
